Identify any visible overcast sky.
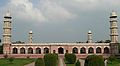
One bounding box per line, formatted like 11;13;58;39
0;0;120;43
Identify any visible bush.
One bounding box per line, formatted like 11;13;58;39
35;58;45;66
84;55;104;66
75;60;81;66
4;54;8;58
65;53;76;64
53;53;58;60
8;57;14;63
26;56;30;58
108;56;116;62
44;53;58;66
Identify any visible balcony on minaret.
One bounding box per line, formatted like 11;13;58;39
3;26;11;29
3;34;11;36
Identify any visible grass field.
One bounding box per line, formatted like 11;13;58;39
66;64;75;66
0;58;35;66
108;59;120;66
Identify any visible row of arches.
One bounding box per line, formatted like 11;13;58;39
13;47;42;54
12;47;109;54
72;47;109;54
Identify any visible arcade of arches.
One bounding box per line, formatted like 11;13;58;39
12;46;110;54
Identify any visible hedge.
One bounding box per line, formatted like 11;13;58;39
35;58;45;66
84;55;104;66
44;53;58;66
65;53;76;64
75;60;81;66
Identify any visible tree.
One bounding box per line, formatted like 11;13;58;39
118;43;120;53
35;58;45;66
3;54;8;58
65;53;76;64
44;53;58;66
0;39;1;43
84;55;104;66
104;40;111;43
96;40;104;43
75;60;81;66
108;56;116;62
0;45;3;54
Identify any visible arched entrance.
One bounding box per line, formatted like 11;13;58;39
12;48;18;54
53;50;56;53
58;47;64;54
104;47;109;54
88;47;94;53
20;48;25;54
80;47;86;54
44;47;49;54
72;47;78;54
28;48;33;54
96;47;101;53
36;48;41;54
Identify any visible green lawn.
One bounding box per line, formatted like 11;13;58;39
66;64;75;66
0;58;35;66
108;59;120;66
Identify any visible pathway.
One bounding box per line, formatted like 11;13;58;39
59;58;65;66
24;62;35;66
79;59;85;66
24;57;65;66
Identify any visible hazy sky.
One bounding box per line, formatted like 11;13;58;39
0;0;120;43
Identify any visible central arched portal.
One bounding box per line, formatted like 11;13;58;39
58;47;64;54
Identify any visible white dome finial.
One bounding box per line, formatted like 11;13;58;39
29;31;33;34
88;30;92;33
5;10;11;17
110;11;117;17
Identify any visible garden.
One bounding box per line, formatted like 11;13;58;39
0;58;34;66
1;53;120;66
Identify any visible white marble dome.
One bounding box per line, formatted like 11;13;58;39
29;31;33;33
110;11;117;16
88;30;92;33
5;10;11;17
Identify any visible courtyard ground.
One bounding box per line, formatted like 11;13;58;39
24;62;35;66
1;57;120;66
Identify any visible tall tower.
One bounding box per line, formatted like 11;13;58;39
3;10;12;54
110;11;119;55
110;11;118;43
87;30;92;43
29;31;33;43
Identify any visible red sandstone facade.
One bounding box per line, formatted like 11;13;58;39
2;11;119;58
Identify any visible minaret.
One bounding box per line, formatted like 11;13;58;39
3;10;12;54
29;31;33;43
110;11;119;55
110;11;118;43
87;30;92;43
